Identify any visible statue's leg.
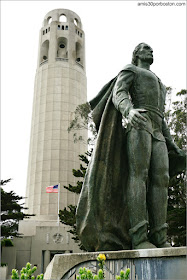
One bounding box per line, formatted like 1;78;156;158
127;128;156;249
147;139;171;247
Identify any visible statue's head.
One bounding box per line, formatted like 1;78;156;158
132;43;153;66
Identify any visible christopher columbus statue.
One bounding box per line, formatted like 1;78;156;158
76;43;186;251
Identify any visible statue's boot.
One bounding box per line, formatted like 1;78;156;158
129;220;156;249
148;224;171;248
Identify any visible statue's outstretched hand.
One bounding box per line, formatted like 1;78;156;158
172;145;186;157
128;108;147;128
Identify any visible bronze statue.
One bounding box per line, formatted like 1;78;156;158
76;43;185;251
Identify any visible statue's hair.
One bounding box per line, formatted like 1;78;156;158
131;42;147;65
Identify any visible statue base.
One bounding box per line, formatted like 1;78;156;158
44;247;186;280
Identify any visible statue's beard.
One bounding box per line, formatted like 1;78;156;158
140;54;154;65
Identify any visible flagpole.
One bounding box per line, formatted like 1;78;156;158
57;182;60;227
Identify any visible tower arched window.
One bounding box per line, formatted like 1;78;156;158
59;14;67;22
76;42;83;66
57;37;68;59
47;17;52;24
74;19;78;26
74;18;81;28
40;40;49;63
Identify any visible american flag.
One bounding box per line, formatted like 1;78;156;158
46;185;58;193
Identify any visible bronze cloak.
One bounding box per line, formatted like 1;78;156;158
76;74;186;252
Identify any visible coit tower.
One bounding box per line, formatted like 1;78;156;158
25;9;87;221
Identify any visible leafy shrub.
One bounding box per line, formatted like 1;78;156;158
1;262;8;267
11;262;43;279
1;238;14;247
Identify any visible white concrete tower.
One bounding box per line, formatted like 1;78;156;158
25;9;87;221
7;10;87;275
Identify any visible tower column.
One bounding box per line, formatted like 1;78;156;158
48;22;58;63
44;250;51;272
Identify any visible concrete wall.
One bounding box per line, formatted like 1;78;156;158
1;223;81;277
44;247;187;280
1;247;16;275
0;266;8;280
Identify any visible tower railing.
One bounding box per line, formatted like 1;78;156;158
76;61;84;69
56;57;69;62
40;60;48;66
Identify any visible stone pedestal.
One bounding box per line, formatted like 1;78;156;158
44;247;186;280
0;266;8;280
1;247;16;276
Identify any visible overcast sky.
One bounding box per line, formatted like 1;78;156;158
1;0;186;197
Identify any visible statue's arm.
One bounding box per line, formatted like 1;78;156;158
162;119;184;155
112;70;134;117
112;67;147;127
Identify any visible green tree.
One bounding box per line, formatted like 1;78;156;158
165;89;186;246
1;179;34;239
59;102;96;250
59;151;91;251
68;102;97;145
